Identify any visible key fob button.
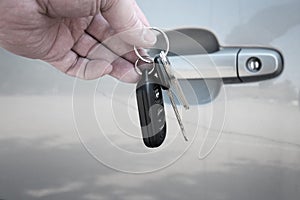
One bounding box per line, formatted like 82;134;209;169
154;85;162;103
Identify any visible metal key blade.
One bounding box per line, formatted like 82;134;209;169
160;52;190;110
171;78;190;110
167;90;188;142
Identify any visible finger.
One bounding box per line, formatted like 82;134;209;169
48;51;113;80
101;0;156;47
110;57;140;83
64;41;140;82
87;37;147;66
87;43;140;82
37;0;101;18
72;33;99;57
87;17;133;59
98;33;138;62
86;14;147;63
67;17;94;43
86;14;113;42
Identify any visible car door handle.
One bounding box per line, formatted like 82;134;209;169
151;28;284;83
169;47;283;83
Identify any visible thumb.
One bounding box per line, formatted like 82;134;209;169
101;0;156;47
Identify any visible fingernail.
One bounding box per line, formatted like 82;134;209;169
143;29;157;45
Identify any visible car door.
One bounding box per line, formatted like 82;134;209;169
0;0;299;200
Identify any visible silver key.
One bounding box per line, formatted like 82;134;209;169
159;51;190;110
167;90;189;141
155;52;189;141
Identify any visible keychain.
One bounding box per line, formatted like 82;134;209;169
134;28;189;148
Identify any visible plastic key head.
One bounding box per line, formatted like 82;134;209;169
136;68;167;148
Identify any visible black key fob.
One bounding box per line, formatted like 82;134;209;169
136;68;167;148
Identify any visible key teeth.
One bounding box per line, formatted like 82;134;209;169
181;126;189;142
184;136;189;142
184;105;190;110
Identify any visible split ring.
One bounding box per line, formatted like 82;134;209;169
135;57;156;76
134;27;170;63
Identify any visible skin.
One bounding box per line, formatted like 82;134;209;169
0;0;156;83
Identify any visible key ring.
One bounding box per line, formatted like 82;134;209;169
134;56;156;75
134;27;170;63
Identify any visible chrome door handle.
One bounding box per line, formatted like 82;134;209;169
169;47;283;83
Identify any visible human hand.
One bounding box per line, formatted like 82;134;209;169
0;0;156;82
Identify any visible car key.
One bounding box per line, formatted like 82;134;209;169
159;51;190;110
154;54;189;141
136;67;167;148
